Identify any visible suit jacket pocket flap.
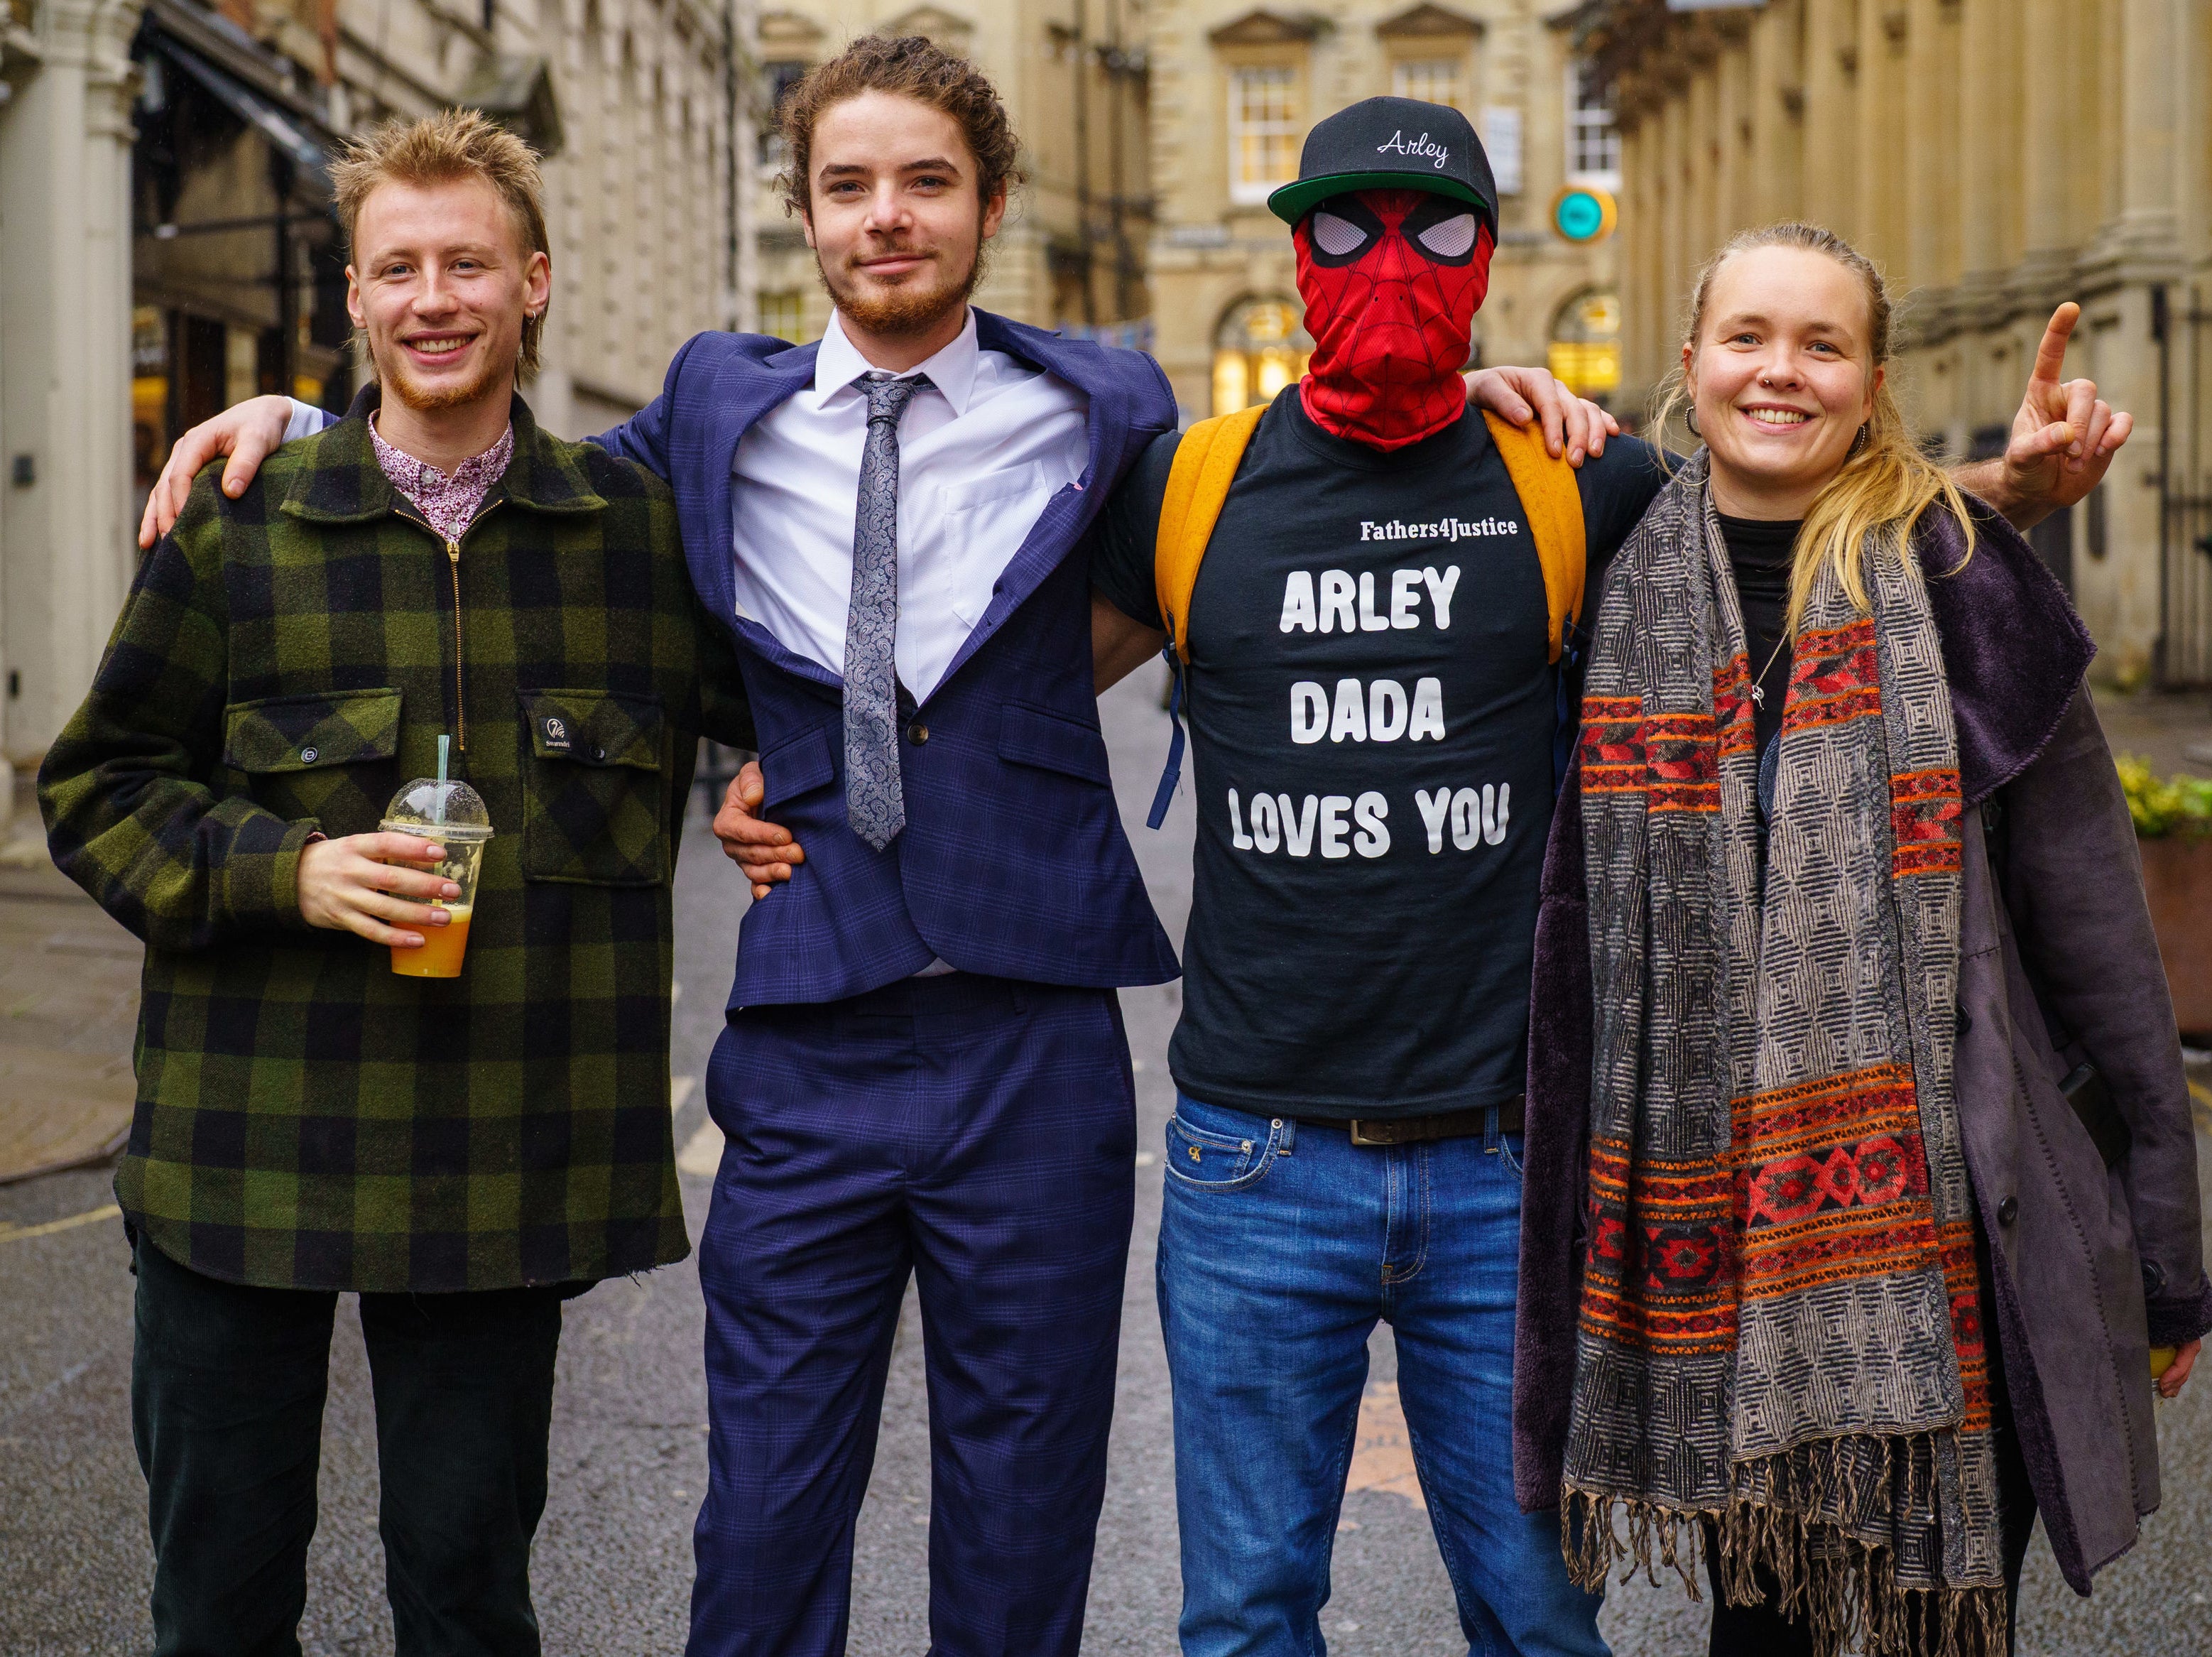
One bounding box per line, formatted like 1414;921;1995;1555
519;690;664;769
998;700;1111;786
759;724;837;809
224;688;403;773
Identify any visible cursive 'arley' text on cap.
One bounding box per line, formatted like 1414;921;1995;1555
1376;129;1449;170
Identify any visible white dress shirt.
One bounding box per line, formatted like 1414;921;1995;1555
729;308;1090;701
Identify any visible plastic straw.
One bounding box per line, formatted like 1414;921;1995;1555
435;734;450;827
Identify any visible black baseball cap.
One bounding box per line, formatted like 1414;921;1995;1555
1267;97;1498;234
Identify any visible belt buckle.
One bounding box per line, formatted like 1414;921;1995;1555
1346;1119;1393;1148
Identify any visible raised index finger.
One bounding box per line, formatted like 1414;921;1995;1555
2029;303;2081;389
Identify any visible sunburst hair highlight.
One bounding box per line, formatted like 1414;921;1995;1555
332;109;550;378
1649;222;1974;631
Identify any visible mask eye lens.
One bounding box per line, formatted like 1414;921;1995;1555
1309;211;1369;259
1415;213;1478;260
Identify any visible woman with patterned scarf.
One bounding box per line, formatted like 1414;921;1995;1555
1553;224;2209;1656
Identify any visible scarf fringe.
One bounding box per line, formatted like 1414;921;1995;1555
1564;1438;2008;1657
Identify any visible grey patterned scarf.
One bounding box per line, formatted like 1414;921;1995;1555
1562;453;2006;1656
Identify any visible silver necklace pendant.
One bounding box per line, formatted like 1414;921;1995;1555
1750;684;1765;706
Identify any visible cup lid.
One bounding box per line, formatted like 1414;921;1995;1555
383;777;494;838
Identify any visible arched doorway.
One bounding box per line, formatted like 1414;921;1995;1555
1547;288;1621;404
1212;297;1312;416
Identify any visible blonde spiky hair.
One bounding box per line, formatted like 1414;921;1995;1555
332;109;550;376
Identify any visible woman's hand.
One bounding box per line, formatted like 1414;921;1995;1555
714;761;804;900
1466;367;1620;467
1955;303;2133;531
139;394;298;548
297;833;459;947
2159;1337;2200;1400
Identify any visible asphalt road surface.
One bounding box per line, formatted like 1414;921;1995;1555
4;663;2210;1656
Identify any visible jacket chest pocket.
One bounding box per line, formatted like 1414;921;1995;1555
222;688;403;833
518;689;668;885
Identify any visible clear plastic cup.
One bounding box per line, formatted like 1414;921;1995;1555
380;778;494;978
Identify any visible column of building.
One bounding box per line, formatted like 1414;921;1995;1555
0;0;144;798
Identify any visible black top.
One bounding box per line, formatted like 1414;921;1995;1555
1716;513;1802;762
1091;393;1666;1119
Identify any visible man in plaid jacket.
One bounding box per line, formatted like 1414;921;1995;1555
39;112;748;1654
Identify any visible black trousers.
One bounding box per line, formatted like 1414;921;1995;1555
1707;1225;2038;1657
131;1234;566;1657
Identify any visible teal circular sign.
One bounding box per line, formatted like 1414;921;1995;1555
1554;189;1608;243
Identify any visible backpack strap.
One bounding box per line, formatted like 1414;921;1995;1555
1155;403;1268;663
1144;403;1266;829
1480;411;1586;664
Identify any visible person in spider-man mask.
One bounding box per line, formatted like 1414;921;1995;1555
1086;97;1662;1655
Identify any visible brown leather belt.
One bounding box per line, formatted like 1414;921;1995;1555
1302;1096;1525;1147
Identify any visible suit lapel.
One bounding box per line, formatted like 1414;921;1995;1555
931;313;1135;693
690;341;844;691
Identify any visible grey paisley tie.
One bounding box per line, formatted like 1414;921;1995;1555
843;371;926;850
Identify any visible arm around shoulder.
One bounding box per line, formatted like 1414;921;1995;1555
40;481;317;951
589;330;714;475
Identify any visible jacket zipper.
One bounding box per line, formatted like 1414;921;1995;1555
445;536;466;751
439;500;500;754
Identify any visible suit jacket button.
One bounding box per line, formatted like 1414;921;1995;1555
1998;1195;2020;1226
300;747;317;764
908;722;930;745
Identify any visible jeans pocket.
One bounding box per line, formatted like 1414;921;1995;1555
1498;1131;1525;1181
1164;1111;1277;1193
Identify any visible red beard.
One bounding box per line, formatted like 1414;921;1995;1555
1295;188;1495;452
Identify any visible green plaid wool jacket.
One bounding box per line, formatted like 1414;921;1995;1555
40;390;753;1293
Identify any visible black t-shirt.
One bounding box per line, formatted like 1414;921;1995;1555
1717;513;1799;760
1091;392;1667;1119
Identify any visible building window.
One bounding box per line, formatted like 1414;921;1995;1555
758;290;807;342
1213;296;1311;415
1482;105;1524;197
1548;288;1621;403
1567;60;1619;186
759;60;808;168
1391;58;1462;109
1228;65;1301;205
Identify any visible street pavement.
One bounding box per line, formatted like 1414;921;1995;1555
4;667;2211;1655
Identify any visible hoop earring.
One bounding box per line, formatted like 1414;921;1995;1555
1849;422;1870;458
1684;405;1701;438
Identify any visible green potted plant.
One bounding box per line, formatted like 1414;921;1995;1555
2117;755;2212;1038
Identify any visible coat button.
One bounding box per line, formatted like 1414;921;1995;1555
1998;1195;2020;1226
593;746;606;761
1956;1008;1972;1036
908;722;930;746
300;746;317;764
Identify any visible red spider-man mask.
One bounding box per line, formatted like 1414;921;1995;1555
1296;188;1495;452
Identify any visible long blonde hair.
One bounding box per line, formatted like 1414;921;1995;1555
1650;222;1974;631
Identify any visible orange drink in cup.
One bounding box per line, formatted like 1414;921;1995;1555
381;776;494;979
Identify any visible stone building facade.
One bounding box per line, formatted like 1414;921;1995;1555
1144;0;1624;423
1;0;145;797
0;0;751;770
1579;0;2212;685
751;0;1152;342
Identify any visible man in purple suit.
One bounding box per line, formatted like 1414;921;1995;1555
141;38;1610;1656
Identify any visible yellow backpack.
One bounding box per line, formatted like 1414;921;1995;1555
1143;405;1589;829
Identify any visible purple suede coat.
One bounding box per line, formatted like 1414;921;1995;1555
1513;505;2212;1594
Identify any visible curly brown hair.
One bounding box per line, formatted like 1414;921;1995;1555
778;35;1025;221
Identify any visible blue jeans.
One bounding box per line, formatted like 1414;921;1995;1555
1157;1094;1606;1657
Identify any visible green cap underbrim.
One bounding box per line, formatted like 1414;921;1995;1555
1266;171;1495;228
